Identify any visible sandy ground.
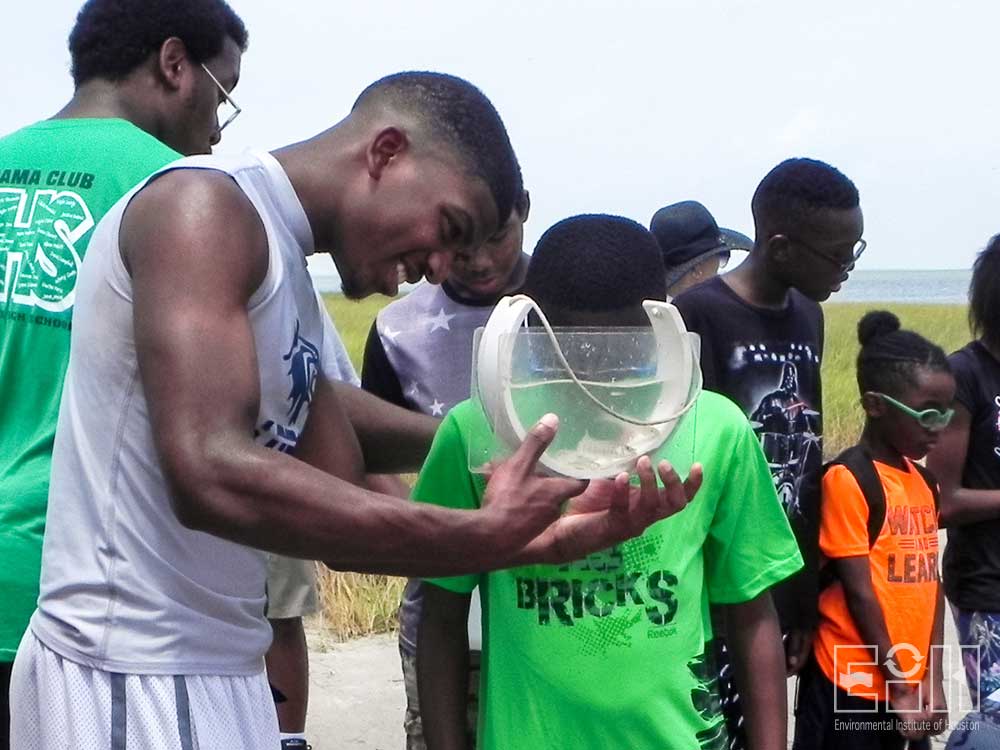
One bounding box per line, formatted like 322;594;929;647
303;614;969;750
305;632;404;749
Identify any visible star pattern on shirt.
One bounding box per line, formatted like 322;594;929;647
405;382;420;400
429;399;445;417
382;325;401;343
428;307;456;332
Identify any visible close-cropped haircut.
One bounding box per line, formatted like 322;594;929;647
69;0;248;87
968;234;1000;350
856;310;949;396
353;72;523;227
752;157;859;230
521;214;667;312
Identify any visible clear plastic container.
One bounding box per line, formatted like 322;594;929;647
470;296;701;479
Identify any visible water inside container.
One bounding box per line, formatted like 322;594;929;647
496;328;694;475
507;378;671;473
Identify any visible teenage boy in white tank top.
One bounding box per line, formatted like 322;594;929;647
10;72;701;750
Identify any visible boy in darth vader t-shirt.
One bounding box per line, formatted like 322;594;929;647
675;157;865;749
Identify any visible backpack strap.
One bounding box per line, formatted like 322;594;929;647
818;445;887;590
828;445;888;549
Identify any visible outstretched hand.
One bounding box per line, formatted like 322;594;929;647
479;414;589;556
517;455;703;565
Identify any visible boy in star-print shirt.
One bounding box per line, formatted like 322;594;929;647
360;191;529;750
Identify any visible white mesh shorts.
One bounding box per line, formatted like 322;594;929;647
10;631;280;749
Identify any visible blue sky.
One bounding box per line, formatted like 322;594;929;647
5;0;999;276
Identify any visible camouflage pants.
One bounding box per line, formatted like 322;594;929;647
400;646;480;750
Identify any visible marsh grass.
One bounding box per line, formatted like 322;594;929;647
311;570;406;647
315;293;971;640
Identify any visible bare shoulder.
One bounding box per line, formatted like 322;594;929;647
121;167;267;297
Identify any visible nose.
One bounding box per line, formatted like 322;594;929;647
424;251;454;284
465;250;491;274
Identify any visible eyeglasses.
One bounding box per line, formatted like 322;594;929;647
876;392;955;431
200;63;242;133
787;235;867;272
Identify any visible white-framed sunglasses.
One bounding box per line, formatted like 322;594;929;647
200;63;242;133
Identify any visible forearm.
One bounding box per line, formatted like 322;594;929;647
927;586;945;678
418;596;472;750
173;439;506;577
926;408;994;528
922;586;948;733
333;381;439;473
724;593;787;750
939;487;1000;527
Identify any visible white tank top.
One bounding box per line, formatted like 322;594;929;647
32;151;324;675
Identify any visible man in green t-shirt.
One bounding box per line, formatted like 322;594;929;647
0;1;247;744
415;214;804;750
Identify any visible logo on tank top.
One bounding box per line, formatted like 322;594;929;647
254;319;319;454
0;187;93;313
283;319;320;423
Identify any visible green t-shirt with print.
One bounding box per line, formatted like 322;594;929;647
415;390;803;750
0;119;179;660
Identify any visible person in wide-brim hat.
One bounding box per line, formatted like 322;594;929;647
650;200;753;296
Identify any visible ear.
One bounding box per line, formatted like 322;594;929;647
861;391;887;418
366;127;409;180
767;233;793;264
156;37;190;92
519;190;531;222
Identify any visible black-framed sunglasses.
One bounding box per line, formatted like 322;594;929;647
785;235;866;272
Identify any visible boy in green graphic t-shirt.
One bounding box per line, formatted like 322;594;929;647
0;2;247;743
415;215;804;750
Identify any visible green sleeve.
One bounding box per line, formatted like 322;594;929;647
703;413;804;604
411;406;485;594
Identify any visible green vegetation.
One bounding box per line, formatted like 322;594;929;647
314;294;971;640
320;294;388;369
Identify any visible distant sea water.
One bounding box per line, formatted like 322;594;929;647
835;269;970;304
308;268;972;304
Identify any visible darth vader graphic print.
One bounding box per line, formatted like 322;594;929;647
746;354;822;518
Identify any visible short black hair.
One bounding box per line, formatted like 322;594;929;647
69;0;248;86
969;235;1000;351
353;72;523;227
521;214;667;312
752;157;859;231
856;310;948;396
